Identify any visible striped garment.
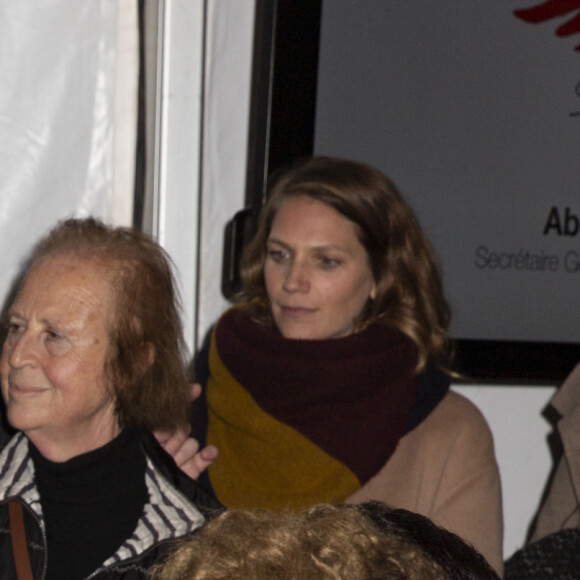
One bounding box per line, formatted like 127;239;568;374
0;432;206;573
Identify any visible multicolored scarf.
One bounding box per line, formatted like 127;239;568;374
205;306;420;510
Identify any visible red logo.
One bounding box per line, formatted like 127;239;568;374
514;0;580;52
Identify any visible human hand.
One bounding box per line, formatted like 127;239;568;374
153;383;219;480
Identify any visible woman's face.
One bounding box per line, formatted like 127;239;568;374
0;254;119;461
264;195;376;340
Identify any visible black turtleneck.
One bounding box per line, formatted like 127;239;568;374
30;429;149;580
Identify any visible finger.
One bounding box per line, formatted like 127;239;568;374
189;382;202;402
172;437;201;468
199;445;218;462
153;430;172;445
157;429;189;457
179;445;219;480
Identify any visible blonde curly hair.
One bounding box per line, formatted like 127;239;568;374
150;504;443;580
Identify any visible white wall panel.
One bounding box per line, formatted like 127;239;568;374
149;0;205;354
197;0;255;345
455;383;557;559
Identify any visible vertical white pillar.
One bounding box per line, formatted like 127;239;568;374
148;0;206;355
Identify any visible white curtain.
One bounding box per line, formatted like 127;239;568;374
0;0;255;351
0;0;137;308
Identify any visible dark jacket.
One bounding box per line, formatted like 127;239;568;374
0;432;221;579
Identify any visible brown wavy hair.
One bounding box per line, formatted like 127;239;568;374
239;157;452;371
21;217;189;432
150;503;443;580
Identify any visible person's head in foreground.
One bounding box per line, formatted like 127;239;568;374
151;502;500;580
0;217;208;578
359;501;501;580
240;156;451;369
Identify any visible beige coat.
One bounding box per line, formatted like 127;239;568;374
347;390;504;576
531;362;580;543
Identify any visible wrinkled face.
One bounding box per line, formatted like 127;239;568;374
0;254;119;461
264;195;376;340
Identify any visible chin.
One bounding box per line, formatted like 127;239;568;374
278;327;313;340
287;333;318;340
278;327;325;340
6;406;40;433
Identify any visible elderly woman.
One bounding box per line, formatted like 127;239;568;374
0;218;219;579
188;157;503;573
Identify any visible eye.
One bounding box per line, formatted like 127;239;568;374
7;321;22;334
44;328;70;356
318;256;339;269
266;248;290;263
46;329;64;342
5;321;24;344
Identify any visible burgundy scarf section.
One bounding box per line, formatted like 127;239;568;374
215;307;419;485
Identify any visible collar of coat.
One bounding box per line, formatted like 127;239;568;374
0;432;206;567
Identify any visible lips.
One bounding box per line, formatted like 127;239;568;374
279;305;317;318
7;381;46;398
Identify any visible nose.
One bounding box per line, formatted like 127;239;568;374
5;329;37;369
282;260;310;293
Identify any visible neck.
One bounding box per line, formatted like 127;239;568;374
25;417;122;463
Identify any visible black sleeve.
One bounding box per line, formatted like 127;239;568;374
405;361;450;432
